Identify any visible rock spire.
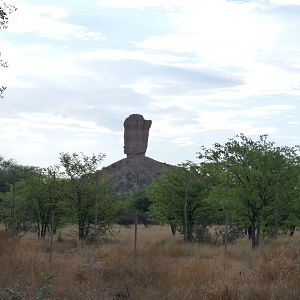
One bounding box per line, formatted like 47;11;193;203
123;114;152;158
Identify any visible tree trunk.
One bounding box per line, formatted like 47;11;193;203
37;219;40;239
186;212;193;242
289;225;295;236
41;224;45;238
170;222;176;236
84;221;92;239
12;170;16;232
36;200;42;239
41;223;47;238
184;171;190;242
78;218;85;240
247;226;252;239
224;212;228;253
251;222;257;249
251;224;261;248
256;223;260;246
76;188;85;240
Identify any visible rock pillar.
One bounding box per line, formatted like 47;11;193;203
124;114;152;157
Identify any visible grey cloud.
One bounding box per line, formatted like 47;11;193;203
1;83;152;131
78;59;243;92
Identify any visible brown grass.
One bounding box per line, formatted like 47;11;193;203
0;226;299;300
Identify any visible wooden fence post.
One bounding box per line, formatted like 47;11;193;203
50;210;54;263
134;210;138;255
224;211;228;254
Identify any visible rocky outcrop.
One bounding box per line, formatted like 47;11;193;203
105;155;169;195
124;114;152;158
104;114;172;195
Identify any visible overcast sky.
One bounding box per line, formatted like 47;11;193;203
1;0;300;168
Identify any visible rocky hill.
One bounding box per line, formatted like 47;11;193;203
105;155;170;195
104;114;172;195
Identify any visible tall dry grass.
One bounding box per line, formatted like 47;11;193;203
0;226;299;300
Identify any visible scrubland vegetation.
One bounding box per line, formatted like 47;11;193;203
1;3;299;299
0;226;299;300
1;134;299;299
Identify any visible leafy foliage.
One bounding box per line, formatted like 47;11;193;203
59;152;117;240
35;272;55;300
198;134;300;247
0;1;16;98
1;153;118;241
147;162;220;241
117;189;155;227
0;157;40;233
0;134;299;251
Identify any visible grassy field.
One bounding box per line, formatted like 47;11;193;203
0;225;299;300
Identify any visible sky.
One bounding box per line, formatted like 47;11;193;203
0;0;300;168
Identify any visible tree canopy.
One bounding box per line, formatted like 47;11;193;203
59;152;117;240
0;134;299;249
147;162;220;242
198;134;300;247
147;134;299;248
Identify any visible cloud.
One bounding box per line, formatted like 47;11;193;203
7;0;104;40
0;38;95;90
0;113;112;136
78;49;188;65
242;105;296;118
92;0;300;103
202;114;277;136
120;64;242;95
96;0;300;9
171;137;196;147
0;112;117;167
1;0;299;167
269;0;300;5
149;104;296;144
134;2;280;69
127;0;300;100
96;0;185;9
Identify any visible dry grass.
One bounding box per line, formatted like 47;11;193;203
0;226;299;300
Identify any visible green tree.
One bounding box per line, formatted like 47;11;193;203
147;162;218;242
0;156;14;193
59;152;116;240
117;189;154;227
13;166;67;238
198;134;300;248
0;156;38;232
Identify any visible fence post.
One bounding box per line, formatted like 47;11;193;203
184;170;190;242
50;210;54;263
95;172;100;226
134;210;138;255
224;211;228;254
